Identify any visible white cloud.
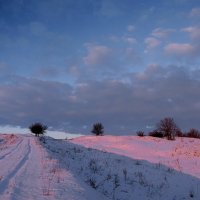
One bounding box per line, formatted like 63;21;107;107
144;37;161;49
123;36;137;45
83;44;112;65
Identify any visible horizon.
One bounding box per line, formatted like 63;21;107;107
0;125;83;139
0;0;200;135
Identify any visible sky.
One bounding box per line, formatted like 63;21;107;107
0;0;200;135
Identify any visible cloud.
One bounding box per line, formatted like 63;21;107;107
125;48;141;63
127;25;135;32
144;37;161;50
73;41;142;81
67;40;141;81
151;27;175;38
68;65;81;77
190;7;200;17
1;65;200;134
0;76;74;129
164;43;197;57
68;65;200;132
122;36;137;45
110;35;137;45
34;66;62;78
83;44;112;66
182;26;200;40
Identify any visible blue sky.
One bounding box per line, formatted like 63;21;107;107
0;0;200;134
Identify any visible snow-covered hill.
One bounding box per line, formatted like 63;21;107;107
71;135;200;179
0;134;200;200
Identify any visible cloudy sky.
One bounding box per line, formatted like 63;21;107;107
0;0;200;135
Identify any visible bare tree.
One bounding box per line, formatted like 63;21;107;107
91;123;104;136
156;117;179;140
187;128;200;138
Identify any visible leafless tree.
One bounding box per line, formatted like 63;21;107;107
156;117;179;140
187;128;200;138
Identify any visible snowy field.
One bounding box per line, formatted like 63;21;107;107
72;135;200;179
0;134;200;200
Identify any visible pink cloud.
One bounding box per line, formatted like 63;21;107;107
182;26;200;40
164;43;197;57
144;37;161;49
83;44;112;65
127;25;135;32
190;7;200;17
151;27;175;38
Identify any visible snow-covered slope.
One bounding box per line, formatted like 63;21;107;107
0;134;200;200
72;135;200;179
45;135;200;200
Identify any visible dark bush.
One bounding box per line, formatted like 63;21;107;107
137;131;145;137
175;129;184;137
186;128;200;139
148;130;164;138
91;123;104;136
29;122;47;137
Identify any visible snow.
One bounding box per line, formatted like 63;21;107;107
71;135;200;179
0;134;106;200
0;134;200;200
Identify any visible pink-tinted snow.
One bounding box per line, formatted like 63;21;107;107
71;135;200;178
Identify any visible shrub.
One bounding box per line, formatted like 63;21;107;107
148;130;164;138
88;178;98;189
91;122;104;136
175;129;183;137
137;131;145;137
186;128;200;139
29;122;48;137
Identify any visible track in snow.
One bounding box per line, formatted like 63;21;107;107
0;135;108;200
0;138;31;197
0;138;23;160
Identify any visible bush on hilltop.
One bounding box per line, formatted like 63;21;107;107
29;122;48;137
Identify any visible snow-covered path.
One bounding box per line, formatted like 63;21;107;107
1;134;200;200
0;134;107;200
